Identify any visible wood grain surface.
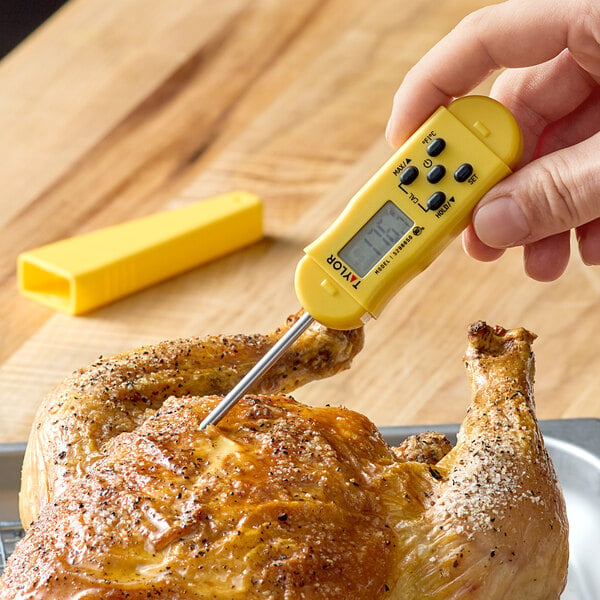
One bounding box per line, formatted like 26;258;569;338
1;0;598;443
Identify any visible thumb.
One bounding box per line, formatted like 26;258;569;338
472;133;600;248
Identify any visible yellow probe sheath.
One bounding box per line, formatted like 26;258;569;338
18;192;263;315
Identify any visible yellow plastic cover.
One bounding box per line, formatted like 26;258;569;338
18;191;263;315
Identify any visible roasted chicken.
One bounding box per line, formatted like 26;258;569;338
1;320;568;599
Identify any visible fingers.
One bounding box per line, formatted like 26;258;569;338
464;224;574;282
463;41;600;280
473;132;600;247
386;0;578;147
463;131;600;279
464;220;573;283
523;233;571;282
576;219;600;265
490;51;599;163
533;86;600;158
462;224;505;262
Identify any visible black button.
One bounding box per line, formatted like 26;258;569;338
454;163;474;182
426;138;446;156
427;164;446;184
427;191;446;210
399;165;419;185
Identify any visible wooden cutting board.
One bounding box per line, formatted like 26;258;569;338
0;0;598;443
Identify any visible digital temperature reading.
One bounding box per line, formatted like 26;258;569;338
338;201;414;277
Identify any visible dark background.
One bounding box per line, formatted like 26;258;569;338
1;0;69;58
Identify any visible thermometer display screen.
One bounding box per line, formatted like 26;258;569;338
338;201;414;277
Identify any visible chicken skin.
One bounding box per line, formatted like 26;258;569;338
1;321;568;599
19;311;364;529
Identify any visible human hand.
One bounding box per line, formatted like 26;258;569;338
386;0;600;281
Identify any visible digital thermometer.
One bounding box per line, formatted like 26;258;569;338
200;95;523;428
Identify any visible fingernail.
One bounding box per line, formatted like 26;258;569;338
385;118;394;145
473;197;530;248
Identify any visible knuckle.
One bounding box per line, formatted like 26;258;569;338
458;7;489;32
530;156;583;231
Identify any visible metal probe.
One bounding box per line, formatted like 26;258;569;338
199;311;315;429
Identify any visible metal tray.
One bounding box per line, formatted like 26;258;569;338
1;420;598;598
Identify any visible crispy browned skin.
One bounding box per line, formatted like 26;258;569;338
392;431;453;464
19;311;364;528
3;322;568;599
383;321;569;599
7;395;396;599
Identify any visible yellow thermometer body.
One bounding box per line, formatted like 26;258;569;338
295;96;523;330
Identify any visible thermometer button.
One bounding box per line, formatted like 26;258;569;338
427;191;446;210
399;165;419;185
426;138;446;156
454;163;474;182
427;164;446;183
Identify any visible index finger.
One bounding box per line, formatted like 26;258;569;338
386;0;574;147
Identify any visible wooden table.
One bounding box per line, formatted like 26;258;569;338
1;0;598;444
